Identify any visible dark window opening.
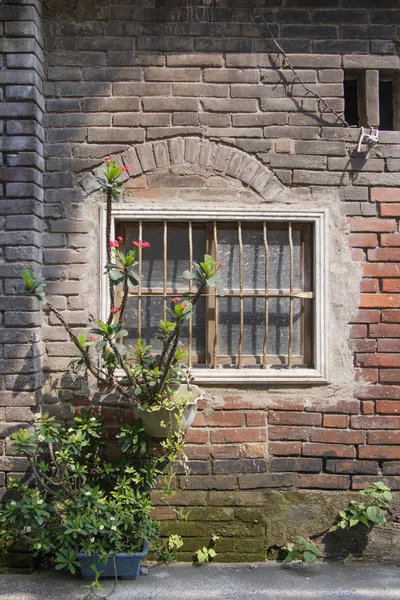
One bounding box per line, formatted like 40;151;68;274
379;79;394;131
344;79;359;127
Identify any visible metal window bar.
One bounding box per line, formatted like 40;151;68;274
238;221;243;369
213;221;219;369
262;221;269;369
188;221;193;368
137;221;143;338
288;222;294;369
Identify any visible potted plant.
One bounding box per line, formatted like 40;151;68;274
0;412;160;588
20;158;224;444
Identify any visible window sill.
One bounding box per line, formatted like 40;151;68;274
190;368;328;385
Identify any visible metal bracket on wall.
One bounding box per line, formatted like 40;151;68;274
356;126;379;158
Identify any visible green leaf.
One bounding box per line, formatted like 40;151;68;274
303;551;317;564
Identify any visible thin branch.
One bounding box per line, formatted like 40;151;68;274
46;303;131;399
253;0;349;127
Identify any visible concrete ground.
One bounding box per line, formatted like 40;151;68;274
1;562;400;600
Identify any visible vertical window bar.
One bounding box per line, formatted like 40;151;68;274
288;222;294;369
263;221;269;369
188;221;193;368
137;221;143;338
213;221;219;369
238;221;243;369
163;221;167;320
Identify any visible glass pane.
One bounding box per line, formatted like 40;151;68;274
268;297;301;357
123;224;205;290
125;296;206;357
268;230;301;290
218;226;301;291
218;296;302;362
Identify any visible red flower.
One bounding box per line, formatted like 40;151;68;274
171;297;182;302
120;166;129;171
109;240;119;248
110;307;120;314
89;335;96;342
133;239;151;248
181;303;188;308
219;261;226;267
117;236;124;242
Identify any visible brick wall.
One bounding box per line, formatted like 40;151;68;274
0;0;45;498
2;0;400;560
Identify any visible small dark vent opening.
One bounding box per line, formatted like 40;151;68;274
344;79;359;127
379;79;394;131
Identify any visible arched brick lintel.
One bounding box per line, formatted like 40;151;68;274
80;137;285;201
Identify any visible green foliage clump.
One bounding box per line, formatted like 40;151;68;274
0;414;160;577
329;482;392;531
283;537;324;565
194;534;219;565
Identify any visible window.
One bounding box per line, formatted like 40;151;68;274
102;207;328;383
344;70;399;131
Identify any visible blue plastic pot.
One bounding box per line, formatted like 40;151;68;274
78;541;148;580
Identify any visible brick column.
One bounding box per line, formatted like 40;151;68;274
0;0;44;497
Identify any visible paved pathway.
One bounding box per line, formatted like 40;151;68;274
1;562;400;600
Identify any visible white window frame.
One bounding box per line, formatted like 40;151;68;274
100;206;329;385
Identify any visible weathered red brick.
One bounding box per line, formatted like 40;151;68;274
355;368;379;382
270;457;322;473
246;412;267;427
185;428;209;444
217;396;268;410
210;428;267;444
302;443;356;458
185;445;213;460
363;263;400;277
353;309;380;324
269;411;321;426
348;217;397;233
268;425;310;441
269;441;301;456
297;474;350;489
371;188;400;203
382;280;400;293
360;294;400;308
310;429;365;444
376;400;400;414
359;445;400;459
382;462;400;475
380;203;400;217
351;248;364;262
354;384;400;400
325;459;379;475
360;279;379;292
323;414;349;428
353;339;377;353
378;339;400;352
368;247;400;261
213;459;267;474
362;400;375;414
368;430;400;444
238;473;296;489
307;400;360;414
193;411;244;427
183;475;237;490
381;233;400;247
210;445;241;459
381;369;400;383
350;324;368;338
348;233;378;248
370;323;400;337
268;398;305;411
382;309;400;323
352;475;400;490
355;353;378;367
351;415;400;429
